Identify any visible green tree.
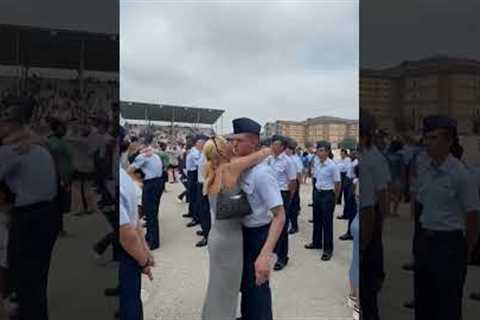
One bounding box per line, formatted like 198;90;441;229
338;137;357;150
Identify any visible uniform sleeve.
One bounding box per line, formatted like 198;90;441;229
0;147;21;181
458;169;480;213
332;163;341;182
119;186;131;226
131;153;146;170
256;169;283;210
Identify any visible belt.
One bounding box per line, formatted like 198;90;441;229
144;177;162;183
316;189;334;193
420;228;464;240
15;200;54;214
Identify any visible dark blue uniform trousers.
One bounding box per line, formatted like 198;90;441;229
8;201;60;320
312;189;335;252
360;205;384;320
143;177;163;249
337;171;348;205
187;170;199;221
289;180;301;231
414;229;467;320
196;183;211;237
274;191;290;264
119;248;143;320
241;224;273;320
343;177;357;235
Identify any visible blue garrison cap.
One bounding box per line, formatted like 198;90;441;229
423;115;457;135
316;140;331;150
232;117;261;136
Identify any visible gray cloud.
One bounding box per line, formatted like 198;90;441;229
120;0;359;132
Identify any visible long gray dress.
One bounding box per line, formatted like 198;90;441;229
201;188;244;320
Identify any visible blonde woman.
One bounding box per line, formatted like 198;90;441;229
201;136;271;320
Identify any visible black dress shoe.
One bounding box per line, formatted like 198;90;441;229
339;233;353;241
288;228;298;234
403;300;414;309
114;310;120;318
182;213;192;218
402;262;415;272
470;292;480;301
195;238;208;247
104;287;120;296
186;220;199;227
196;230;205;236
321;252;332;261
273;262;285;271
305;243;321;249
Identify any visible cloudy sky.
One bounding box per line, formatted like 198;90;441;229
361;0;480;68
120;1;359;132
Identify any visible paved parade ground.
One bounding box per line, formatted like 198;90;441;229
142;182;354;320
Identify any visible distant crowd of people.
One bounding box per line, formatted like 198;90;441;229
0;80;119;320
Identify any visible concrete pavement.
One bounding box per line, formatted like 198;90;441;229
142;182;354;320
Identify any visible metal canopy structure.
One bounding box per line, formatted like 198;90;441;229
0;24;118;72
120;101;225;126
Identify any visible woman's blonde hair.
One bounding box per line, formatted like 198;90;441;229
202;136;228;195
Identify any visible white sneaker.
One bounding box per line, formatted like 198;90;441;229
347;295;357;308
352;303;360;320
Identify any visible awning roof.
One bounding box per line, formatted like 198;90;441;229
120;101;225;125
0;24;118;72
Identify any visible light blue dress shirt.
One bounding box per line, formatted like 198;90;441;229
336;157;352;173
120;167;139;227
186;148;202;172
267;152;297;191
0;144;57;207
292;154;303;174
240;163;284;228
131;153;163;180
314;158;341;191
418;155;480;231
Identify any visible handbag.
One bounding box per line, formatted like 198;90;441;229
215;186;253;220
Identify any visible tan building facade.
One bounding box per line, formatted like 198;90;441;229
361;56;480;135
263;116;358;147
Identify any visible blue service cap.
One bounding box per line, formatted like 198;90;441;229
193;133;209;143
316;140;331;150
422;115;457;135
232;117;261;136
